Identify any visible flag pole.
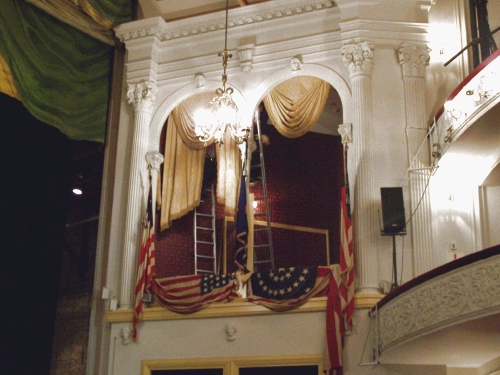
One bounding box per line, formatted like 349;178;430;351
338;124;354;334
133;152;163;342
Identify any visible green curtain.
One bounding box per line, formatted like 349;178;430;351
0;0;129;142
83;0;132;27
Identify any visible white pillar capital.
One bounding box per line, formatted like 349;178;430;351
398;43;430;79
341;41;374;78
127;81;158;114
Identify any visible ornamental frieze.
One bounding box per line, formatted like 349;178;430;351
373;255;500;353
115;1;335;43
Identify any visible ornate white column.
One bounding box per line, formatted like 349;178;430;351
398;43;434;276
341;41;379;294
119;81;157;309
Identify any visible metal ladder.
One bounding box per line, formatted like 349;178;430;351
249;108;275;271
194;183;217;275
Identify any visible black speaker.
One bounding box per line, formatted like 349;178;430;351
380;187;406;234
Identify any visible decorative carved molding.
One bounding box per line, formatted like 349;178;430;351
225;323;238;341
341;41;374;77
338;123;352;146
290;55;302;72
237;44;255;73
398;43;430;78
120;326;133;345
194;73;206;88
146;151;164;172
115;1;335;43
373;254;500;353
127;81;158;113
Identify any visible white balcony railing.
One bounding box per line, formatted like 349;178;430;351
429;49;500;165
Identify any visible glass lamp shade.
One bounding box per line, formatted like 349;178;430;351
195;88;248;146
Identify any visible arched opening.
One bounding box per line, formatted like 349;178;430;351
153;78;345;278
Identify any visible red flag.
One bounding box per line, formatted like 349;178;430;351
339;157;354;332
132;190;156;342
152;273;239;314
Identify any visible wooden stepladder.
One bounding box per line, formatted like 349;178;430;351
248;108;275;271
194;183;217;275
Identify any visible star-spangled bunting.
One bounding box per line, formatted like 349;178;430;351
201;274;234;294
152;272;239;314
250;267;317;301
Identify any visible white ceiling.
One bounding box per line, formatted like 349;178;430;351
138;0;269;21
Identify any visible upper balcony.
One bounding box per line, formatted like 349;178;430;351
429;48;500;174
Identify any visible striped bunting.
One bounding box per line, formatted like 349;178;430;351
153;273;239;314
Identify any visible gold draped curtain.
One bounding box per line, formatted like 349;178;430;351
0;55;19;100
159;92;241;231
263;76;330;138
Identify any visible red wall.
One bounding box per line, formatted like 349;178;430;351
155;123;343;277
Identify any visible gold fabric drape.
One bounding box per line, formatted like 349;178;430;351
216;131;241;216
160;114;205;231
263;76;330;138
160;92;242;230
0;54;19;100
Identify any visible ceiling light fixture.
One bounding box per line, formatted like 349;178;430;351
72;188;83;195
195;0;249;146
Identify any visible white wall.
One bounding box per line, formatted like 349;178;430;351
427;0;471;124
110;312;326;375
490;1;500;49
483;185;500;248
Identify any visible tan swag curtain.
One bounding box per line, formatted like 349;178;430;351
160;113;205;231
160;92;241;231
216;130;241;216
0;54;19;99
263;76;330;138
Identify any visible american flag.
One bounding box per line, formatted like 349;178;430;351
234;176;248;272
152;273;239;314
247;266;343;374
247;267;323;310
339;153;354;332
132;188;156;342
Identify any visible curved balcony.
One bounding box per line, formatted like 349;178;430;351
369;245;500;372
430;48;500;170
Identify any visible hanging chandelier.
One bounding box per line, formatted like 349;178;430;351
194;0;249;146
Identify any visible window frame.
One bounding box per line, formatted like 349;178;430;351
142;354;324;375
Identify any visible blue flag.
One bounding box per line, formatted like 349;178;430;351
234;176;248;272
